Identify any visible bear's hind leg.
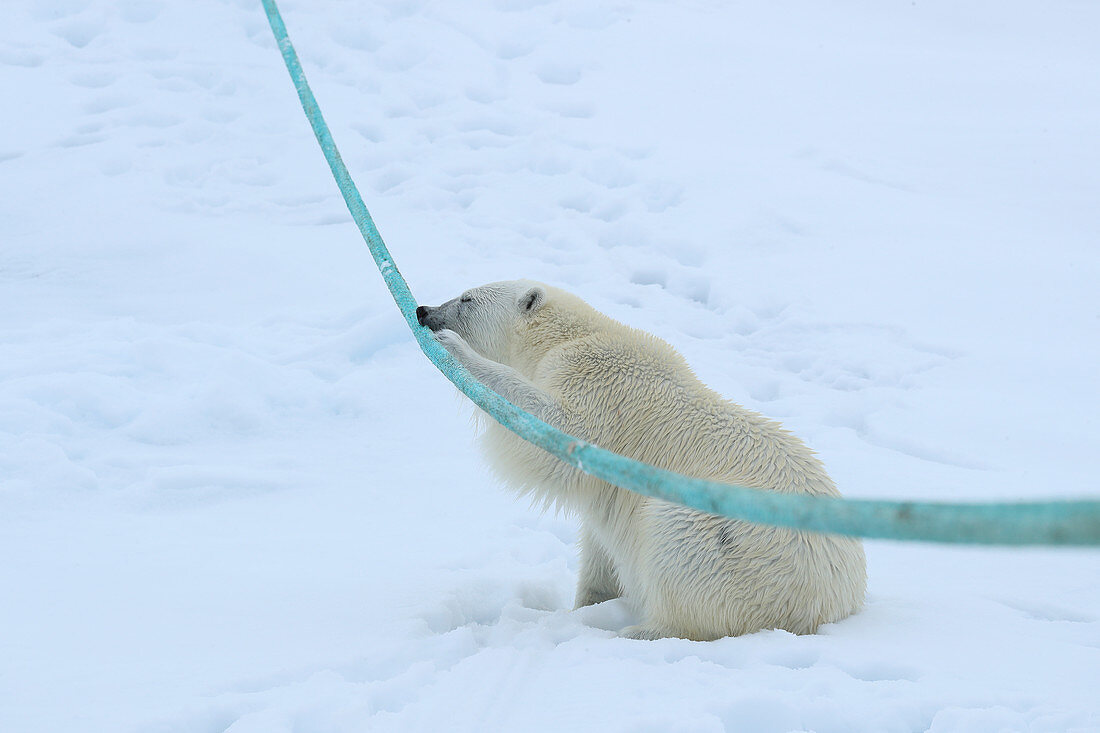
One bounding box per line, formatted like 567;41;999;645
574;529;622;608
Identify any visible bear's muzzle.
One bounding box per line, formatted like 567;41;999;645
416;305;442;330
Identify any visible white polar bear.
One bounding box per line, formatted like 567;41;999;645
417;280;866;640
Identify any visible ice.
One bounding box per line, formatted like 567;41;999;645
1;0;1098;731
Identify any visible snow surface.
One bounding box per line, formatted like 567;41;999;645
2;0;1099;731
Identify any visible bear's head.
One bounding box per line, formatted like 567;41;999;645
416;280;549;366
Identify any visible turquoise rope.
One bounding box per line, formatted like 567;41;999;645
260;0;1100;546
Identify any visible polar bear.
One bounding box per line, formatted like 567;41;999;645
417;280;866;640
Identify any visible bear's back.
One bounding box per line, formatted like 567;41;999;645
541;327;840;499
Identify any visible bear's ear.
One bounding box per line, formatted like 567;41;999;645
519;286;546;315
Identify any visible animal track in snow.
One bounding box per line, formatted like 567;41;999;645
56;131;106;148
83;94;135;114
628;266;712;308
747;379;781;403
0;46;46;67
352;123;384;143
535;63;582;85
558;193;592;213
373;167;412;194
630;269;667;289
464;85;506;105
592;200;627;222
495;38;536;60
678;277;710;306
52;18;104;48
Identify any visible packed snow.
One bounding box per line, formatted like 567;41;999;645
2;1;1099;731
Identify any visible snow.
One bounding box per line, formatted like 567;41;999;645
2;0;1098;731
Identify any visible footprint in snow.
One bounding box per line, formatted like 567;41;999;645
0;46;46;68
56;132;106;148
83;94;135;114
536;62;582;85
630;269;667;288
558;192;593;213
593;200;628;223
464;85;506;104
496;38;535;60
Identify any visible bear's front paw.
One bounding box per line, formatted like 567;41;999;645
434;329;468;358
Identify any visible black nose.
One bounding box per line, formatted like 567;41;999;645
416;305;430;326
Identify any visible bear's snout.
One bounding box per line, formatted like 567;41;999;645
416;305;441;330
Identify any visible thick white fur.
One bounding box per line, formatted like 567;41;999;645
428;280;867;641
